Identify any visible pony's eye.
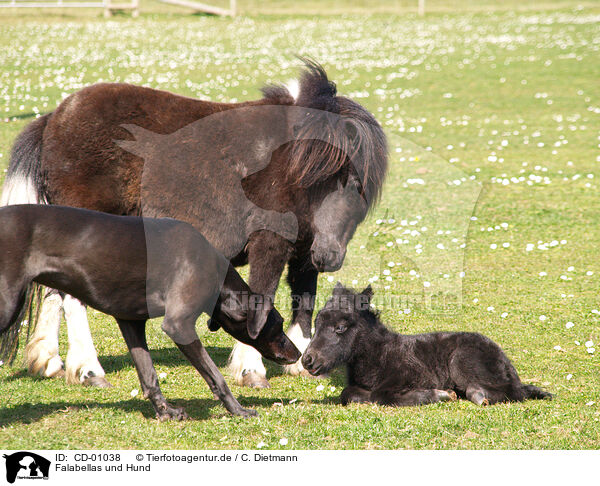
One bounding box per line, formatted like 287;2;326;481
334;324;347;334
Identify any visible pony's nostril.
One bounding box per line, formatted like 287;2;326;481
302;353;313;369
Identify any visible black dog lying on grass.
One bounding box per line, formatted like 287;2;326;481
302;283;552;407
0;204;300;420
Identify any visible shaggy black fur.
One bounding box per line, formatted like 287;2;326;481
302;283;552;407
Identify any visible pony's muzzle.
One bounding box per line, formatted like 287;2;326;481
310;246;345;272
301;350;324;376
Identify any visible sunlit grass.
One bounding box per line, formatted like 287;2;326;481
1;1;599;449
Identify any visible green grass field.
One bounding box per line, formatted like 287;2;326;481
1;1;599;449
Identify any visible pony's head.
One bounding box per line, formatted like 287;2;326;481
302;282;376;375
268;59;388;272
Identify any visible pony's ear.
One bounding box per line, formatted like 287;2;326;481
361;285;374;302
247;295;272;340
333;281;345;295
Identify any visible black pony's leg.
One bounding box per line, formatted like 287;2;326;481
176;339;257;418
285;257;318;375
116;319;188;421
340;386;372;405
231;231;293;388
465;384;507;405
371;388;458;407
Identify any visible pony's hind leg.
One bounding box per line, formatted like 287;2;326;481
116;318;188;421
63;295;110;387
465;385;506;406
25;288;64;378
372;388;458;407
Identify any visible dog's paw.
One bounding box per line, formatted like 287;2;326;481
156;405;189;421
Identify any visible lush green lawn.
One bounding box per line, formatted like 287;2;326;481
1;1;599;449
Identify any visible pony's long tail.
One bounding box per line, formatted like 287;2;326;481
1;112;51;207
521;384;553;400
0;113;50;366
0;284;43;365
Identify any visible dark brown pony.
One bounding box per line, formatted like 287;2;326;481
2;59;388;388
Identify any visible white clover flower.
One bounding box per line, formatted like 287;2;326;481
565;322;574;329
316;384;325;391
539;315;547;321
279;438;288;446
130;389;139;397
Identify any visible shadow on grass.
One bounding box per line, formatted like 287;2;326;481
0;393;294;427
99;345;290;380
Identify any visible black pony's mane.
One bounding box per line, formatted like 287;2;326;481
326;284;383;326
262;59;388;208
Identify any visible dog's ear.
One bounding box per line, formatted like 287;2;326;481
333;281;345;295
361;285;374;302
247;295;272;340
207;318;221;332
219;289;246;322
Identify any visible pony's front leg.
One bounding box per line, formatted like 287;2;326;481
283;258;317;377
63;295;110;387
229;231;292;388
25;288;65;378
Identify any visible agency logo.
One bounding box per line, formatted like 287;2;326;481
3;452;50;483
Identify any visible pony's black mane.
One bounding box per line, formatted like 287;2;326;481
326;286;383;327
261;59;388;208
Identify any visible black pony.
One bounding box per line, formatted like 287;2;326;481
302;283;552;406
0;204;301;419
1;59;388;388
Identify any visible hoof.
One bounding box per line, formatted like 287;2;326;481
52;368;66;379
157;406;189;422
435;389;456;402
283;360;307;377
82;376;112;388
241;370;270;389
446;390;458;401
